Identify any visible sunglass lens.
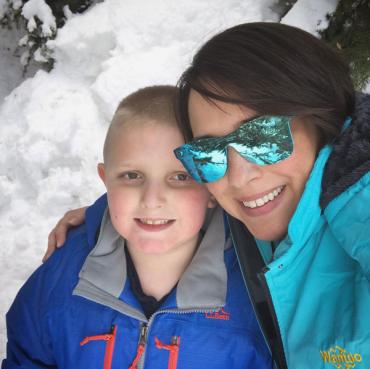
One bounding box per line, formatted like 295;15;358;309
175;146;227;183
193;151;227;183
232;116;293;165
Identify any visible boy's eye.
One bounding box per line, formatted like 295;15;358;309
121;172;142;180
171;173;191;181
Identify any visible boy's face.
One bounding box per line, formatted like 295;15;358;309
98;120;215;254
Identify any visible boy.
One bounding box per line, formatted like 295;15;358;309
2;86;271;369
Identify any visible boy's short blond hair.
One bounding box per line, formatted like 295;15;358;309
103;85;179;163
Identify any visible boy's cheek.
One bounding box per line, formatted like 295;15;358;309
176;187;213;212
106;190;133;218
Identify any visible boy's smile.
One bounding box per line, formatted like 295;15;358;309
98;120;214;254
135;218;175;231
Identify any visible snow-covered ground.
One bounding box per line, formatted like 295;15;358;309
0;0;346;358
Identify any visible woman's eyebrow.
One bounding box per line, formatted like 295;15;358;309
192;133;216;140
192;117;253;140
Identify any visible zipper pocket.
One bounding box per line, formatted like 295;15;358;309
155;336;181;369
80;325;117;369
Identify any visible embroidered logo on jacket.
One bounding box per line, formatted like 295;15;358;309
205;308;230;320
320;346;363;369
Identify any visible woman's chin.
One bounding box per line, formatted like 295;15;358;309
238;217;288;242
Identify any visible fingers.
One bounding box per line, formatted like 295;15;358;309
43;230;58;262
63;207;87;228
54;221;68;248
42;207;87;263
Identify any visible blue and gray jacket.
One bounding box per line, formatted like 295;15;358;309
229;93;370;369
2;202;272;369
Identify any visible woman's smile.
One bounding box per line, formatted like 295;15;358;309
239;185;286;217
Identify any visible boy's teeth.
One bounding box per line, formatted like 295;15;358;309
140;219;170;225
242;186;284;209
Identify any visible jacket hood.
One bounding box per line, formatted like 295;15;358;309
320;92;370;209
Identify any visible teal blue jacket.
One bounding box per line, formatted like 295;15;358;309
230;93;370;369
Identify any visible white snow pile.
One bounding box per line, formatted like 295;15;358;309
0;0;341;357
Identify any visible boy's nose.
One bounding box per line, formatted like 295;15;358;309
226;147;262;188
141;183;165;209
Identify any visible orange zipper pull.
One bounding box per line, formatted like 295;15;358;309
155;336;181;369
80;325;118;369
129;325;147;369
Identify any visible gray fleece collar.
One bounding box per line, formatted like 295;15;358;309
73;206;228;320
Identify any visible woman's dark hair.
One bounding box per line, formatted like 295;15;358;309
178;22;355;144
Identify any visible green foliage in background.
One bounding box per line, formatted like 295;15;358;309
0;0;95;72
320;0;370;91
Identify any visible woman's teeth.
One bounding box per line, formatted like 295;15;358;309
139;219;171;225
242;186;284;208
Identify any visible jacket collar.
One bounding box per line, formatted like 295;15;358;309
73;206;228;320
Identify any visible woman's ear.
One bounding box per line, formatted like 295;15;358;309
207;195;217;208
97;163;106;185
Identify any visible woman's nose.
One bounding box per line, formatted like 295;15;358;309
225;147;262;188
141;182;165;209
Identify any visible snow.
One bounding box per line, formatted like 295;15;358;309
0;0;349;358
22;0;56;36
281;0;338;34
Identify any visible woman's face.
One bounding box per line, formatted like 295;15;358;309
188;90;321;241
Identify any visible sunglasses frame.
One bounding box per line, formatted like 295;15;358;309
174;115;294;183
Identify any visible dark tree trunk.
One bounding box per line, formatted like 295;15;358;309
320;0;370;90
270;0;298;20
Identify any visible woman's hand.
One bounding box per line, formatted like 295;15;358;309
43;207;87;262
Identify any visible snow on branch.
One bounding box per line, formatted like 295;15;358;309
0;0;95;72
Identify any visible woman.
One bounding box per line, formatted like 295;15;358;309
47;23;370;369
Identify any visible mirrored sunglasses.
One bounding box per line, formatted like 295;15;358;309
174;116;294;183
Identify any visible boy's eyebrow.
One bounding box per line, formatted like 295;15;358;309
114;163;137;169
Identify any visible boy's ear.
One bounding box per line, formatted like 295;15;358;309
207;195;217;209
97;163;106;184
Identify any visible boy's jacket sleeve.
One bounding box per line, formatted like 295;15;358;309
2;194;105;368
2;260;58;369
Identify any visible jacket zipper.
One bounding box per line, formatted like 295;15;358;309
135;307;220;369
80;325;117;369
129;324;148;369
227;214;287;369
258;268;287;369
